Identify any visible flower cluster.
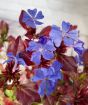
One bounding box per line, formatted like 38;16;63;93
0;8;87;105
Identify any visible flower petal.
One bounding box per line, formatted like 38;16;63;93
35;20;43;25
74;40;84;55
27;41;40;51
62;21;70;32
42;50;54;60
63;36;74;46
52;60;62;71
18;58;26;65
44;40;56;51
22;11;30;22
50;25;62;47
38;81;45;96
31;51;41;65
32;68;48;82
35;11;44;19
45;80;55;96
27;8;37;17
26;19;36;28
68;30;79;40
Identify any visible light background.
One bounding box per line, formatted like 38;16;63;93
0;0;88;48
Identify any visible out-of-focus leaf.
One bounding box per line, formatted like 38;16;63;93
19;10;36;32
16;81;41;105
39;26;51;37
7;36;26;56
58;55;77;72
43;95;58;105
0;21;9;48
83;49;88;67
19;51;34;66
25;28;36;39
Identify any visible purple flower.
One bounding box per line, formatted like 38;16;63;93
26;37;56;65
5;52;26;66
49;21;79;47
62;21;79;46
75;55;83;65
22;8;44;28
73;40;84;55
32;60;62;96
49;25;62;47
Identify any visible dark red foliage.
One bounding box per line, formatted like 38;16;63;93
0;20;9;48
7;36;26;56
39;26;51;37
25;28;36;39
70;25;77;31
16;81;41;105
83;49;88;67
83;49;88;72
19;10;36;31
43;95;58;105
57;55;77;72
74;86;88;105
19;51;34;66
56;41;67;54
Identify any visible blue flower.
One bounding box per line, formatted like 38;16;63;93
49;25;62;47
62;21;79;46
32;60;62;96
26;36;56;65
22;8;44;28
5;52;26;66
73;40;84;55
49;21;79;47
75;55;83;65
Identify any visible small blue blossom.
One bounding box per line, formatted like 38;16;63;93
5;52;26;66
62;21;79;46
26;36;56;65
22;8;44;28
49;21;79;47
49;25;62;47
32;60;62;96
75;55;83;65
73;40;84;55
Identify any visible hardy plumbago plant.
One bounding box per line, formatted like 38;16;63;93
0;8;88;105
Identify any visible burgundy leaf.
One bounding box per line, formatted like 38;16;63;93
7;36;26;56
39;26;51;37
25;28;36;39
58;55;77;72
56;41;67;54
19;51;34;66
19;10;36;32
83;49;88;66
16;81;41;105
43;95;58;105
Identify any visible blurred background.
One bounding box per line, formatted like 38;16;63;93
0;0;88;48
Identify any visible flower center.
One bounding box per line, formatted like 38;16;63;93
39;47;43;52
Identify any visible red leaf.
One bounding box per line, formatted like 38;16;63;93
19;51;34;66
43;95;58;105
58;55;77;72
83;49;88;66
16;81;41;105
19;10;36;32
39;26;51;37
25;28;36;39
7;36;26;56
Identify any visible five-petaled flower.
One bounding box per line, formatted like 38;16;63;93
32;60;62;96
73;40;84;55
5;52;26;72
49;21;79;47
26;36;56;65
22;8;44;28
